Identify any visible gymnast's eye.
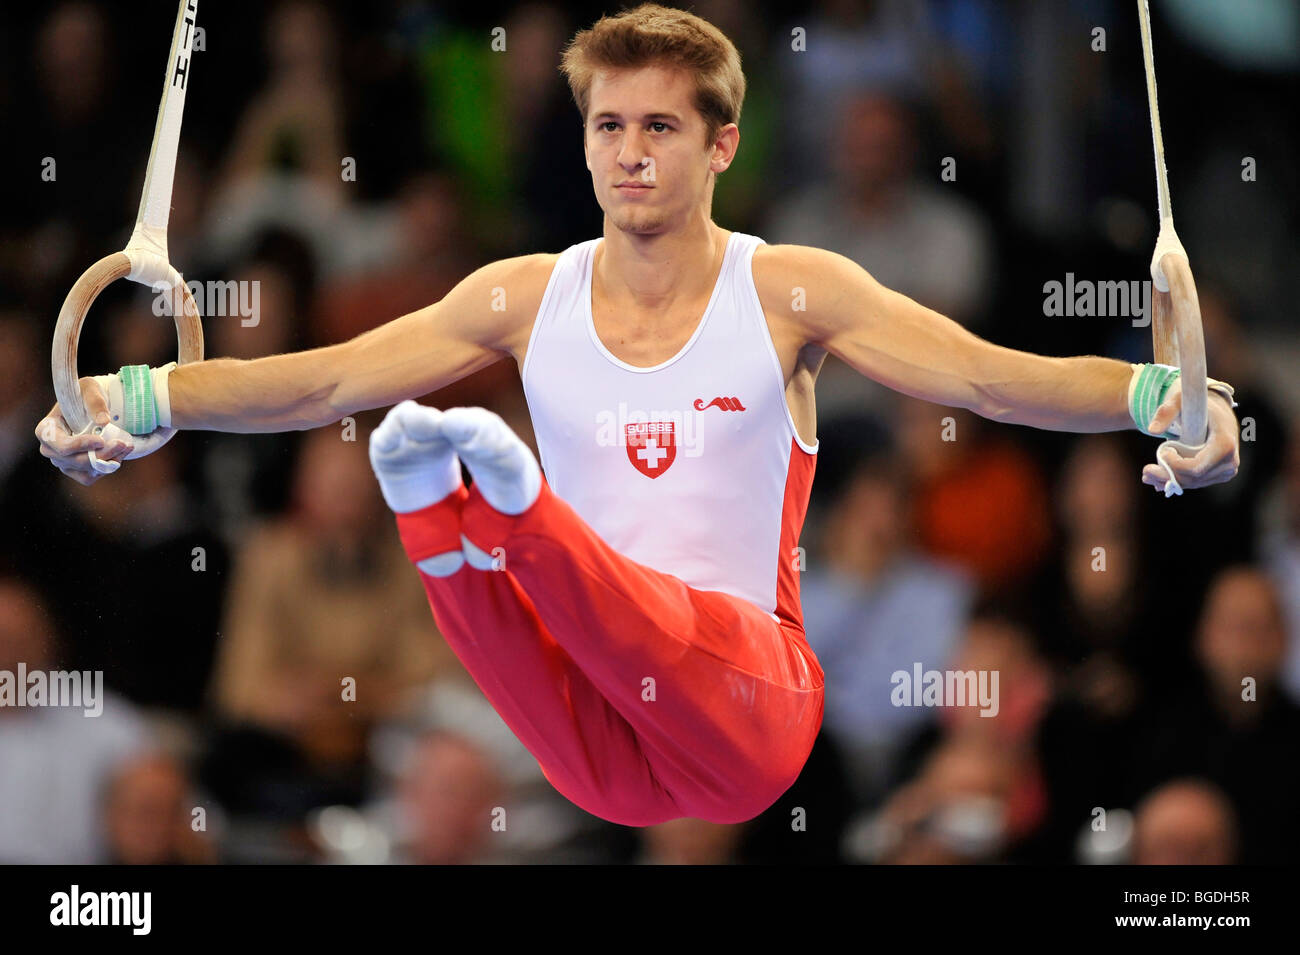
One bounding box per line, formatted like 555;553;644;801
649;121;670;133
600;121;619;132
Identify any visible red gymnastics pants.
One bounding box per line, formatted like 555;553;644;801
393;478;825;827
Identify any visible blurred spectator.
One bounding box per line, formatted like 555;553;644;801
923;0;1007;165
941;614;1053;747
1196;568;1291;716
218;1;346;199
1130;566;1300;864
1131;778;1239;866
773;0;933;189
203;421;459;818
312;170;480;345
899;400;1051;596
1028;434;1173;693
640;817;746;865
102;751;216;864
767;89;993;327
800;413;973;807
204;2;370;276
8;3;133;298
392;730;507;864
849;733;1014;864
415;3;598;254
937;614;1052;851
848;613;1052;863
0;575;155;862
331;677;614;864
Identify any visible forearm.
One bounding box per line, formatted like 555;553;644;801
837;315;1135;433
967;347;1134;433
169;346;348;433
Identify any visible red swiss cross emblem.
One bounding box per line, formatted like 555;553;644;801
626;421;676;478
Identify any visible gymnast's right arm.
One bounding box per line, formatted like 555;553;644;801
35;255;548;485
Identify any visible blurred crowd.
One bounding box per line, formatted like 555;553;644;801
0;0;1297;863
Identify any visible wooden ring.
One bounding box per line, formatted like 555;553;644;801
51;251;204;434
1151;251;1208;447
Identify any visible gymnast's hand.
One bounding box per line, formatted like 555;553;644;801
1140;385;1240;494
33;376;135;486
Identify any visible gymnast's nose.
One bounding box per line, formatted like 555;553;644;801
617;127;651;173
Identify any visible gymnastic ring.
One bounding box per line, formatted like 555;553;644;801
51;251;204;435
1151;251;1208;449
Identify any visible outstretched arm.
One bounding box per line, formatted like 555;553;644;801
37;253;552;481
759;244;1239;488
170;254;549;432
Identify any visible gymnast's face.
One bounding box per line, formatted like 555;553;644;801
583;64;737;235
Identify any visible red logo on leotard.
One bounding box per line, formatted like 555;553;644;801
694;396;746;412
626;421;676;478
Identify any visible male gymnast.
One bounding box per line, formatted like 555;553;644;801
35;4;1240;826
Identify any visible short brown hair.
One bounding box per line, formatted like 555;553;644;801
559;3;745;145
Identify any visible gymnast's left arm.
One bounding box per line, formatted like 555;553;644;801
759;244;1239;490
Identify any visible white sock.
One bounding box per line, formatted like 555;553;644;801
460;535;502;572
369;401;465;577
416;551;466;577
368;400;463;513
439;407;541;516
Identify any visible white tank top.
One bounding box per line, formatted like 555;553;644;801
521;231;818;624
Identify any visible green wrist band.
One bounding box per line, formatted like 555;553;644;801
118;364;158;435
1130;363;1180;437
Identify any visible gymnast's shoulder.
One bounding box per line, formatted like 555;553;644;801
750;242;887;332
456;252;560;302
437;252;560;336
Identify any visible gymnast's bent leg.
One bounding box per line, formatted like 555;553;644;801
395;485;678;827
466;481;823;824
373;402;824;824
